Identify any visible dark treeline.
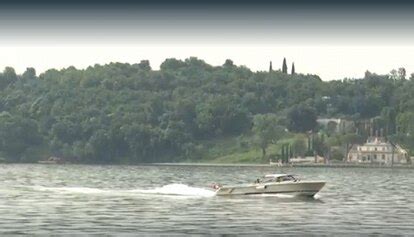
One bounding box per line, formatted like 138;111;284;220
0;58;413;163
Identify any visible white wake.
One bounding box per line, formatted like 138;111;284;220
129;183;216;197
32;184;216;197
33;186;107;194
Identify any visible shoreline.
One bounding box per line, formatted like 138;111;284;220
2;162;413;169
150;162;414;169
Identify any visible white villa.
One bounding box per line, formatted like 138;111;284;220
347;136;409;165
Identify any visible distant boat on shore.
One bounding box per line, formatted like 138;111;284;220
270;156;325;166
38;156;65;164
269;160;291;167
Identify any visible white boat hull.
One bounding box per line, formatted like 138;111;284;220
215;181;325;197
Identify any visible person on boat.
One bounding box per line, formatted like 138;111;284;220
211;183;221;190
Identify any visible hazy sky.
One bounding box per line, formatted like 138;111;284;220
1;5;414;80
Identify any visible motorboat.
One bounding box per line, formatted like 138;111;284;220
212;174;325;197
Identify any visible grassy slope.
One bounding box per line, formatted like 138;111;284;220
193;136;295;164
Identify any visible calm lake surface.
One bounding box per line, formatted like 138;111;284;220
0;164;413;235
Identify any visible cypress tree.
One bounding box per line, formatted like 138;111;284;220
269;61;273;72
291;63;295;75
311;133;314;151
282;58;288;74
283;144;288;163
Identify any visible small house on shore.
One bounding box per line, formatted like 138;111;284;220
347;136;409;165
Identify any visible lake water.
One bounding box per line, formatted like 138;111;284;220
0;164;413;235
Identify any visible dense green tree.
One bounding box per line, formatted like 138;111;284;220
396;112;414;135
160;58;186;71
0;67;18;89
22;68;37;80
398;67;406;80
223;59;234;68
252;114;285;159
137;60;151;71
0;112;43;161
287;104;317;133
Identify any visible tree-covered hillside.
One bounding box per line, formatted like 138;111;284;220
0;58;413;163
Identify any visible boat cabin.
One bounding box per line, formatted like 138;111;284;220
256;174;299;183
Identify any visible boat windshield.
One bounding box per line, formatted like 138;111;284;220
259;175;298;183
